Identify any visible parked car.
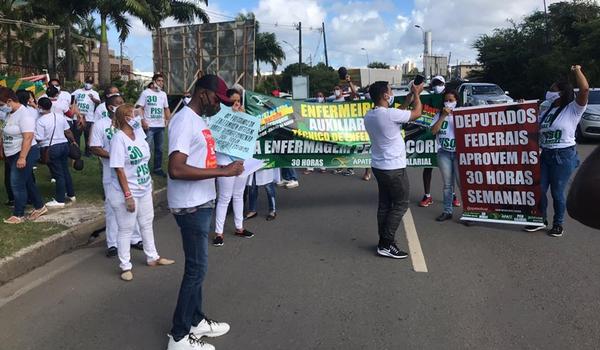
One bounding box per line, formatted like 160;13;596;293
577;88;600;140
457;83;513;106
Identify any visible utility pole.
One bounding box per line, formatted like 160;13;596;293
298;21;302;74
543;0;549;45
322;22;329;67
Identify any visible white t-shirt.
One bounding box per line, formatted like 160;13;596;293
94;102;109;121
431;112;456;152
35;112;70;147
26;106;40;120
109;130;152;197
364;106;411;170
2;105;37;157
72;88;99;122
50;98;71;122
167;106;218;208
539;100;587;149
136;89;169;128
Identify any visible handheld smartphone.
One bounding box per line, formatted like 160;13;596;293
414;74;425;85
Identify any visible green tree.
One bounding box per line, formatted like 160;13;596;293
279;62;338;97
367;61;390;69
473;0;600;99
1;0;36;70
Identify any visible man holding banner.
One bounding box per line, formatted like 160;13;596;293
364;81;424;259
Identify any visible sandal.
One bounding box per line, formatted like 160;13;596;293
3;216;25;224
28;206;48;221
148;257;175;267
266;212;277;221
244;212;257;220
362;174;371;181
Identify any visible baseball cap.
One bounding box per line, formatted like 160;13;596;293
432;75;446;85
195;74;231;104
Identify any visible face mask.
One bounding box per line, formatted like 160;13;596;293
317;97;324;103
0;104;12;113
109;105;118;114
184;97;192;105
433;85;445;94
53;85;60;92
107;93;120;98
545;91;560;104
444;101;457;110
387;93;395;106
128;115;142;130
334;89;341;97
84;83;93;90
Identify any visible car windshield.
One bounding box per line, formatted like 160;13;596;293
588;91;600;104
472;85;504;95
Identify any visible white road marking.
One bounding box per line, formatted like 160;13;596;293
403;209;428;273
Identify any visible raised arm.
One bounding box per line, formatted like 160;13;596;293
573;65;589;107
408;83;424;121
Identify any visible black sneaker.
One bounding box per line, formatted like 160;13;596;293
377;243;408;259
436;213;452;222
213;235;224;246
130;241;144;250
235;229;254;238
106;246;118;257
524;221;548;232
548;225;564;237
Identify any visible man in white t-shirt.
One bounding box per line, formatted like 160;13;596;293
89;94;143;257
166;74;243;350
135;73;171;177
94;86;120;122
364;80;424;259
72;77;100;157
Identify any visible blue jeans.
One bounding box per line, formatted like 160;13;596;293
146;127;164;172
540;146;579;226
171;208;212;341
437;150;459;214
281;168;297;181
7;145;43;216
248;179;276;213
48;143;75;203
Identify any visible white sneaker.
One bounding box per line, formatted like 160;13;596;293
67;196;76;202
45;199;65;208
285;180;299;189
191;318;230;338
50;178;56;183
276;180;289;187
167;334;214;350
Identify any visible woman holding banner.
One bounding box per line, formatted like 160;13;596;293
524;65;589;237
430;90;461;222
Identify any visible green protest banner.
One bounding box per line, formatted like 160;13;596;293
244;91;442;168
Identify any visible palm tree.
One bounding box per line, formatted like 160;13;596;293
236;12;285;80
76;16;102;72
0;0;33;69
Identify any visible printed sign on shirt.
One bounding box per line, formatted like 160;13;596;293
208;106;260;160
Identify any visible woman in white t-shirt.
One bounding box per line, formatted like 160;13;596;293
35;97;77;208
0;87;47;224
524;65;589;237
108;104;174;281
430;90;461;222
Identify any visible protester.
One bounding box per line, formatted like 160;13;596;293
524;65;589;237
35;97;77;208
16;90;38;119
94;86;119;121
107;103;174;281
72;77;100;157
0;87;47;224
364;80;424;259
46;86;70;116
246;169;277;221
278;168;299;188
430;90;461;221
167;74;239;349
136;73;170;177
0;107;13;206
212;88;254;247
47;78;72;107
331;77;356;176
90;94;144;257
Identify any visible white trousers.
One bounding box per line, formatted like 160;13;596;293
215;175;247;234
107;187;159;271
104;182;142;248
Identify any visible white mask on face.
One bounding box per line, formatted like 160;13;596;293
387;93;395;106
317;97;324;103
433;85;445;94
545;91;560;104
84;83;93;90
53;85;60;92
444;101;457;110
109;105;118;113
334;89;341;97
107;93;120;98
0;104;12;114
128;115;142;130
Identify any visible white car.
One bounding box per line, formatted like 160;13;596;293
577;88;600;140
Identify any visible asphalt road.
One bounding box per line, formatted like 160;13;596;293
1;142;599;350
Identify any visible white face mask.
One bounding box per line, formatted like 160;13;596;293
109;105;118;113
128;115;142;130
107;93;120;98
387;93;395;106
545;91;561;104
52;85;60;92
444;101;457;110
0;104;12;113
433;85;445;94
317;97;324;103
84;83;93;90
334;89;341;97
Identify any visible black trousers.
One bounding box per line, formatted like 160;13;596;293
372;167;410;246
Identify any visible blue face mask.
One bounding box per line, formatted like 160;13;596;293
0;104;12;114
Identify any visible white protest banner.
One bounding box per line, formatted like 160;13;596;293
208;105;260;160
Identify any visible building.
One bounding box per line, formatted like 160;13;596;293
76;47;134;83
347;68;403;87
402;61;416;75
451;62;484;80
423;55;448;79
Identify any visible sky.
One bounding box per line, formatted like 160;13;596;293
105;0;566;74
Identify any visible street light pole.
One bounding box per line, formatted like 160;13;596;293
415;25;425;75
361;48;370;85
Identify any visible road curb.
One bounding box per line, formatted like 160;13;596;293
0;187;167;285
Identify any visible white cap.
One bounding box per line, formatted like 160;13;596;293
432;75;445;84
